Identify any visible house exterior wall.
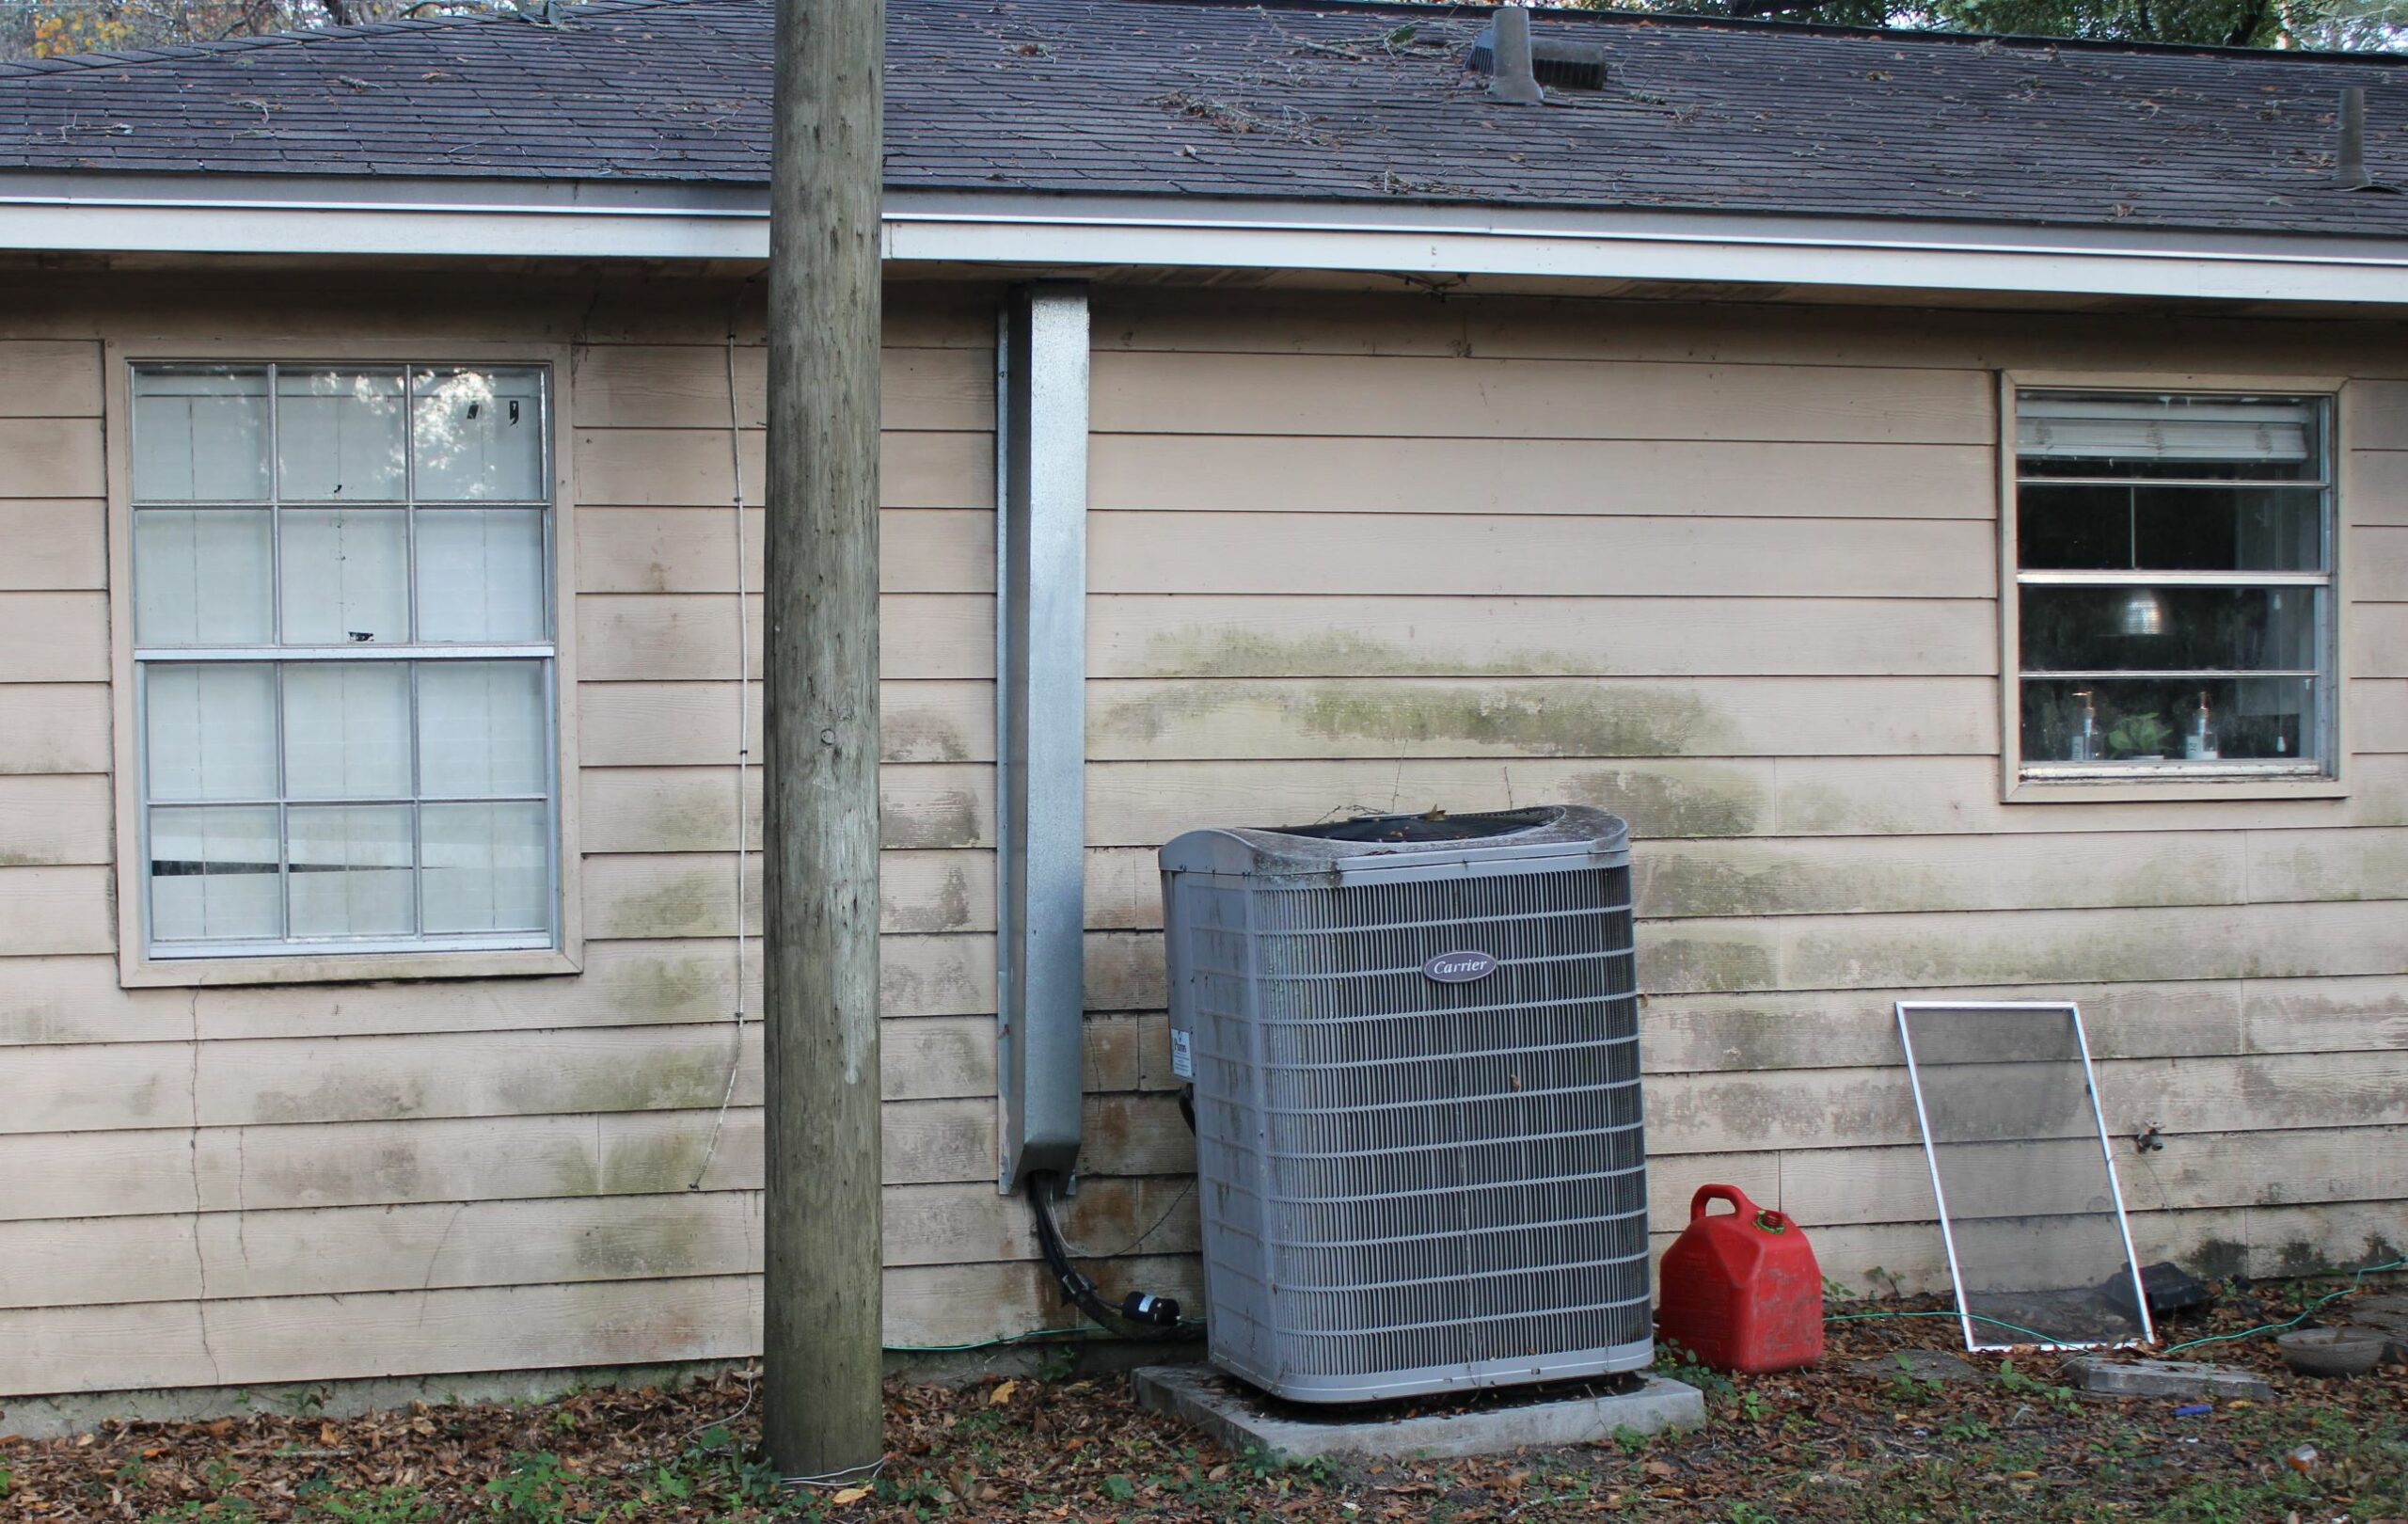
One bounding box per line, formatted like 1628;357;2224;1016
0;272;1069;1396
1077;286;2408;1294
0;271;2400;1400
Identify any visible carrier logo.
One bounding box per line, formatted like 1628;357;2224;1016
1423;950;1498;984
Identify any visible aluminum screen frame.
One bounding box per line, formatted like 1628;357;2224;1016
1895;1000;2155;1353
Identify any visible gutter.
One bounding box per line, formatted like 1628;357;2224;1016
2;172;2407;304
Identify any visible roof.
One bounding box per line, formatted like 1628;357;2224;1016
0;0;2404;239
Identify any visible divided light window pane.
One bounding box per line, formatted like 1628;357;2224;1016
423;801;550;933
150;805;282;942
133;509;273;645
276;368;406;500
132;368;271;501
283;662;414;800
145;664;278;802
288;804;417;938
281;509;409;644
412;367;546;501
2014;390;2334;777
131;360;559;958
419;660;547;798
417;509;547;642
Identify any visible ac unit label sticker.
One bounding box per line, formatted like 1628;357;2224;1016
1423;950;1499;984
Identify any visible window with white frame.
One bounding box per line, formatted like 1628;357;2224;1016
131;363;559;959
2014;389;2336;781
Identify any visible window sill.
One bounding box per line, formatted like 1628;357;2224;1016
2004;773;2347;804
120;945;581;990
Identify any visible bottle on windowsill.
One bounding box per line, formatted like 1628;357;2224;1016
2185;691;2220;761
2069;689;2101;763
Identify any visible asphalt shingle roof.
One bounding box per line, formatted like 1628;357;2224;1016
1;0;2405;238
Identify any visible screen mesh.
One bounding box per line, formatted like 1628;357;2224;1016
1896;1002;2151;1350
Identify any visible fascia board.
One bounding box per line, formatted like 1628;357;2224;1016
0;173;2405;304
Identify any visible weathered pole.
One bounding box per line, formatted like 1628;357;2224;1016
761;0;884;1481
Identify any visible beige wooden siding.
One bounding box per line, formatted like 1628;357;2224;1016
0;280;1161;1400
5;278;2407;1401
1081;287;2408;1296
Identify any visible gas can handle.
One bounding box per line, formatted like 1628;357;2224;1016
1689;1183;1760;1223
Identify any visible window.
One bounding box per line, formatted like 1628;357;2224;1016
131;363;559;959
2013;389;2335;782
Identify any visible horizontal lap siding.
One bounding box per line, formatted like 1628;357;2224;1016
1079;288;2408;1297
9;284;2408;1398
0;284;1099;1394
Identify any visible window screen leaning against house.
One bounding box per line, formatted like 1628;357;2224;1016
2014;390;2336;781
130;364;559;959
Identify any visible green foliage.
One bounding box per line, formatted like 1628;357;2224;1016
1654;1339;1737;1402
1574;0;2405;50
2106;710;2176;759
309;1486;442;1524
0;0;590;62
481;1452;573;1524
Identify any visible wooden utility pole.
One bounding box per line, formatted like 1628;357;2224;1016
761;0;884;1481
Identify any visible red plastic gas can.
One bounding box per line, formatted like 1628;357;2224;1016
1655;1184;1824;1373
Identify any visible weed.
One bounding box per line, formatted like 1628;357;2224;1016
1654;1341;1735;1402
482;1452;572;1523
1735;1389;1768;1422
116;1457;152;1488
311;1485;441;1524
1883;1356;1938;1406
1996;1358;2083;1414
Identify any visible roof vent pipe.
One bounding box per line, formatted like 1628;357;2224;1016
2337;87;2371;190
1488;4;1544;106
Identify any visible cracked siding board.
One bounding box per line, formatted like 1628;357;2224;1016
2347;450;2408;526
1090;436;1998;518
1085;594;1999;678
0;592;109;683
0;773;113;865
0;501;107;591
571;343;991;432
1774;1127;2408;1230
3;1256;1205;1395
578;849;995;940
0;1021;984;1135
0;930;990;1048
0;865;114;956
1080;754;2408;846
0;1277;766;1395
1088;511;1996;598
1083;675;1995;761
571;426;990;509
1089;351;1996;443
0;417;103;499
576;596;994;682
575;764;993;853
0;340;102;418
0;1177;1211;1311
573;506;991;595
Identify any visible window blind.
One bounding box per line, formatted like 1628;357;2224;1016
2017;394;2316;463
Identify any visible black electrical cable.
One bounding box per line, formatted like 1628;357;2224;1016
1026;1171;1205;1341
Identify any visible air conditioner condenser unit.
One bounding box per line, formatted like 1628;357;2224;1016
1159;805;1651;1404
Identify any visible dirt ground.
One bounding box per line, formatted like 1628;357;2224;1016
3;1280;2401;1523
